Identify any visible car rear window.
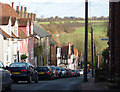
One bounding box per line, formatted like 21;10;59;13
56;67;59;70
10;63;27;67
61;68;64;71
36;67;49;71
72;70;75;72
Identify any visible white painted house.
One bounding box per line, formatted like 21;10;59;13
0;17;19;66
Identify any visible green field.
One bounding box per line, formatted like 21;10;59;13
39;20;108;24
54;22;108;60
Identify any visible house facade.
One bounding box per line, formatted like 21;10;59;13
109;1;120;85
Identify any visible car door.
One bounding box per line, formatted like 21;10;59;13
0;61;10;88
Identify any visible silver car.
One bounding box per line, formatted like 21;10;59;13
0;61;12;91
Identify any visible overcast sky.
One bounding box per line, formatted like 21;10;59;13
1;0;110;18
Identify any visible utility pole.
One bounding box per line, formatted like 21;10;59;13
84;0;88;82
94;43;97;68
91;26;94;77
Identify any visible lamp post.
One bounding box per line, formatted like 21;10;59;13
84;0;88;82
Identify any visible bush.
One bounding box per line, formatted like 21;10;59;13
21;54;27;60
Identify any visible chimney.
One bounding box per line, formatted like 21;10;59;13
21;6;23;11
16;6;19;11
24;7;27;12
12;2;14;8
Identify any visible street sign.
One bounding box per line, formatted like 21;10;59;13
101;38;109;41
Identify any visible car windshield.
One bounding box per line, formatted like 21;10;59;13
10;63;27;67
50;67;55;70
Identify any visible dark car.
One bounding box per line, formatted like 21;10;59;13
50;66;58;78
71;70;77;77
76;70;80;77
36;66;54;80
56;67;62;78
0;61;12;91
60;67;66;78
65;68;72;77
7;62;38;83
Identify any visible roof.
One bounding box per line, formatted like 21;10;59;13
18;18;28;27
0;2;20;18
18;18;33;27
33;22;51;38
0;16;17;26
47;31;61;47
18;27;29;39
0;27;11;38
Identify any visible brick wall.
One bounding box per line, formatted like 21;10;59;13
109;2;120;75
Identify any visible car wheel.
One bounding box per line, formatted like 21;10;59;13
5;83;12;91
28;75;32;83
35;76;38;83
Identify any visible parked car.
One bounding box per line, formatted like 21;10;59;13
0;61;12;91
60;67;66;78
35;66;54;80
71;70;77;77
7;62;38;83
79;69;84;75
50;66;58;78
65;68;72;77
56;67;62;78
76;70;80;77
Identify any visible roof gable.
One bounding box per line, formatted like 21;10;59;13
0;2;20;18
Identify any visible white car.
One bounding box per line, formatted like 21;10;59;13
79;69;84;75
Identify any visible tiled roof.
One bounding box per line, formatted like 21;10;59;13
18;18;28;27
0;16;9;25
0;16;17;26
0;27;11;38
33;22;51;38
18;27;28;39
0;2;20;18
47;31;61;47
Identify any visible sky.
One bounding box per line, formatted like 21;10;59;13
0;0;111;18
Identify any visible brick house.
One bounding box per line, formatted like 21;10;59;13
33;22;51;66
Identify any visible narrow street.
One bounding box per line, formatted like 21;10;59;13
10;77;83;91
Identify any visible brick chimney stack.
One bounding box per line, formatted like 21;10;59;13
21;6;23;11
24;7;27;12
12;2;14;8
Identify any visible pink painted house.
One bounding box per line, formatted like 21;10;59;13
18;18;34;65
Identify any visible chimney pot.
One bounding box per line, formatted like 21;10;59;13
24;7;27;12
17;6;19;11
21;6;23;11
12;2;14;8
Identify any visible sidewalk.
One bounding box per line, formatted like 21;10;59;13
78;77;109;90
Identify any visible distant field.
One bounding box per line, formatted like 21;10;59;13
54;22;108;55
39;20;108;24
